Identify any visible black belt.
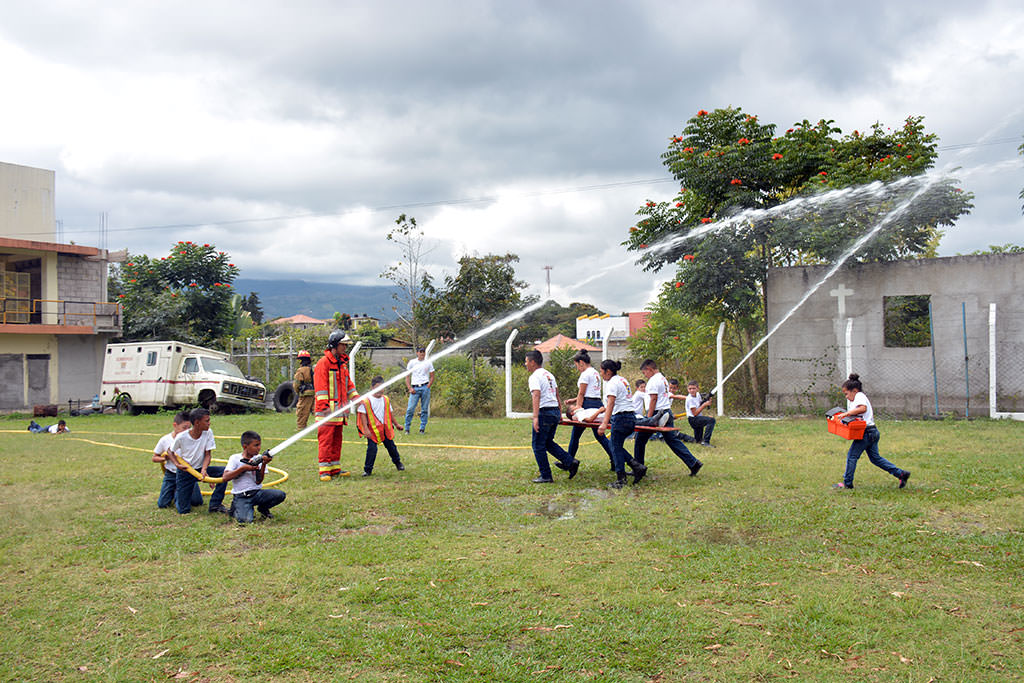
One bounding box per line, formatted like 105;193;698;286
413;383;428;388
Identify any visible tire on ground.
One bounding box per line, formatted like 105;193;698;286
273;381;297;412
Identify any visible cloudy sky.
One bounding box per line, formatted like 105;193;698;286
1;0;1022;314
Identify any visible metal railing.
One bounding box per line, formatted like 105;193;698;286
0;298;122;330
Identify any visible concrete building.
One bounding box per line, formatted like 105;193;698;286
0;161;121;410
765;254;1024;416
575;311;652;360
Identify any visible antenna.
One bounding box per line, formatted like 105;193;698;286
543;265;552;297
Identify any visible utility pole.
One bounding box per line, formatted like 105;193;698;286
543;265;552;297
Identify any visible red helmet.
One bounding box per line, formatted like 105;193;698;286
297;350;311;358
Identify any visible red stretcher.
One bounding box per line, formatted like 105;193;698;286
559;418;679;433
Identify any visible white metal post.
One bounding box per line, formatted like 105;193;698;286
602;328;615;362
715;322;725;416
989;302;997;419
844;318;853;378
349;341;363;391
424;339;436;358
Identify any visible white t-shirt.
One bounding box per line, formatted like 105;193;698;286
356;393;388;423
685;394;703;417
646;372;673;412
603;375;634;415
47;424;69;434
154;432;178;473
407;358;435;386
528;368;559;409
577;366;603;400
847;391;874;426
632;390;650;418
172;429;216;469
225;452;260;495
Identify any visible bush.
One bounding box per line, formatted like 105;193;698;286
430;355;503;417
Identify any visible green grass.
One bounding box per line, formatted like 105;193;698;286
1;413;1021;681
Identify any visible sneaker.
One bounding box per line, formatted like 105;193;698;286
209;504;230;514
336;470;350;477
898;471;911;489
689;461;703;477
419;430;425;435
680;433;696;443
395;462;405;471
319;474;332;482
531;476;554;483
361;471;372;477
657;411;671;428
832;482;852;490
700;441;715;448
609;478;627;489
258;509;274;520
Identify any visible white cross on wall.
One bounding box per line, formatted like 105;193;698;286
829;283;854;319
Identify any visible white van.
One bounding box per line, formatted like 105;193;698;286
100;341;266;414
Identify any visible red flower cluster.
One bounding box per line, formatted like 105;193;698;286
203;243;210;247
672;136;682;143
906;154;912;159
697;110;708;116
772;153;783;160
737;138;751;145
683;147;695;153
189;283;198;287
786;128;794;134
646;201;655;207
639;244;648;248
675;202;684;208
683;254;694;261
730;178;742;185
818;171;828;176
629;227;638;233
700;218;712;224
674;281;683;288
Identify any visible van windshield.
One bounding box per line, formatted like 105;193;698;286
200;356;246;379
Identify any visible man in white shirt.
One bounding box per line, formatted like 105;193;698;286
154;411;202;509
634;359;703;476
525;349;578;483
404;347;435;434
167;408;229;514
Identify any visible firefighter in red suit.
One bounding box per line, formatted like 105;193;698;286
314;330;358;480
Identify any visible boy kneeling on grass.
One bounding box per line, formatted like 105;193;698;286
222;431;286;523
356;376;405;477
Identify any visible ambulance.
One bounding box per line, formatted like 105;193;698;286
100;341;266;414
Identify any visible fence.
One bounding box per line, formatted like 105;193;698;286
767;301;1024;418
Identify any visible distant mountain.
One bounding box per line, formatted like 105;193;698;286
233;278;402;322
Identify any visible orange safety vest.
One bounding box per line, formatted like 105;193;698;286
360;394;394;443
313;350;356;424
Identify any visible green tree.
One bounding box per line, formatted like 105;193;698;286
626;107;974;403
380;213;435;346
416;253;537;368
111;241;240;345
332;312;352;330
241;291;263;325
350;322;395;347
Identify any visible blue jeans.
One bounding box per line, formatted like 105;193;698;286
567;397;613;464
174;466;227;513
843;426;905;487
229;488;287;523
608;412;636;474
688;415;716;443
158;469;202;509
633;413;699;469
405;385;431;432
532;407;573;479
364;437;402;473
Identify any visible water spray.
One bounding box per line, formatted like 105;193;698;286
266;298;547;457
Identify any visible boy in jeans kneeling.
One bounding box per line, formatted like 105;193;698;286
223;431;286;523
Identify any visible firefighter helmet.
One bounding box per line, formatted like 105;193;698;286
326;330;352;349
297;349;311;359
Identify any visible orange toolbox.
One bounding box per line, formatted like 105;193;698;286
825;408;866;440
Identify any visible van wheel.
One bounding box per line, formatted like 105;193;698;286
273;381;297;412
198;390;218;413
115;395;137;416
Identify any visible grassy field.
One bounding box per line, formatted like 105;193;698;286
1;412;1021;682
